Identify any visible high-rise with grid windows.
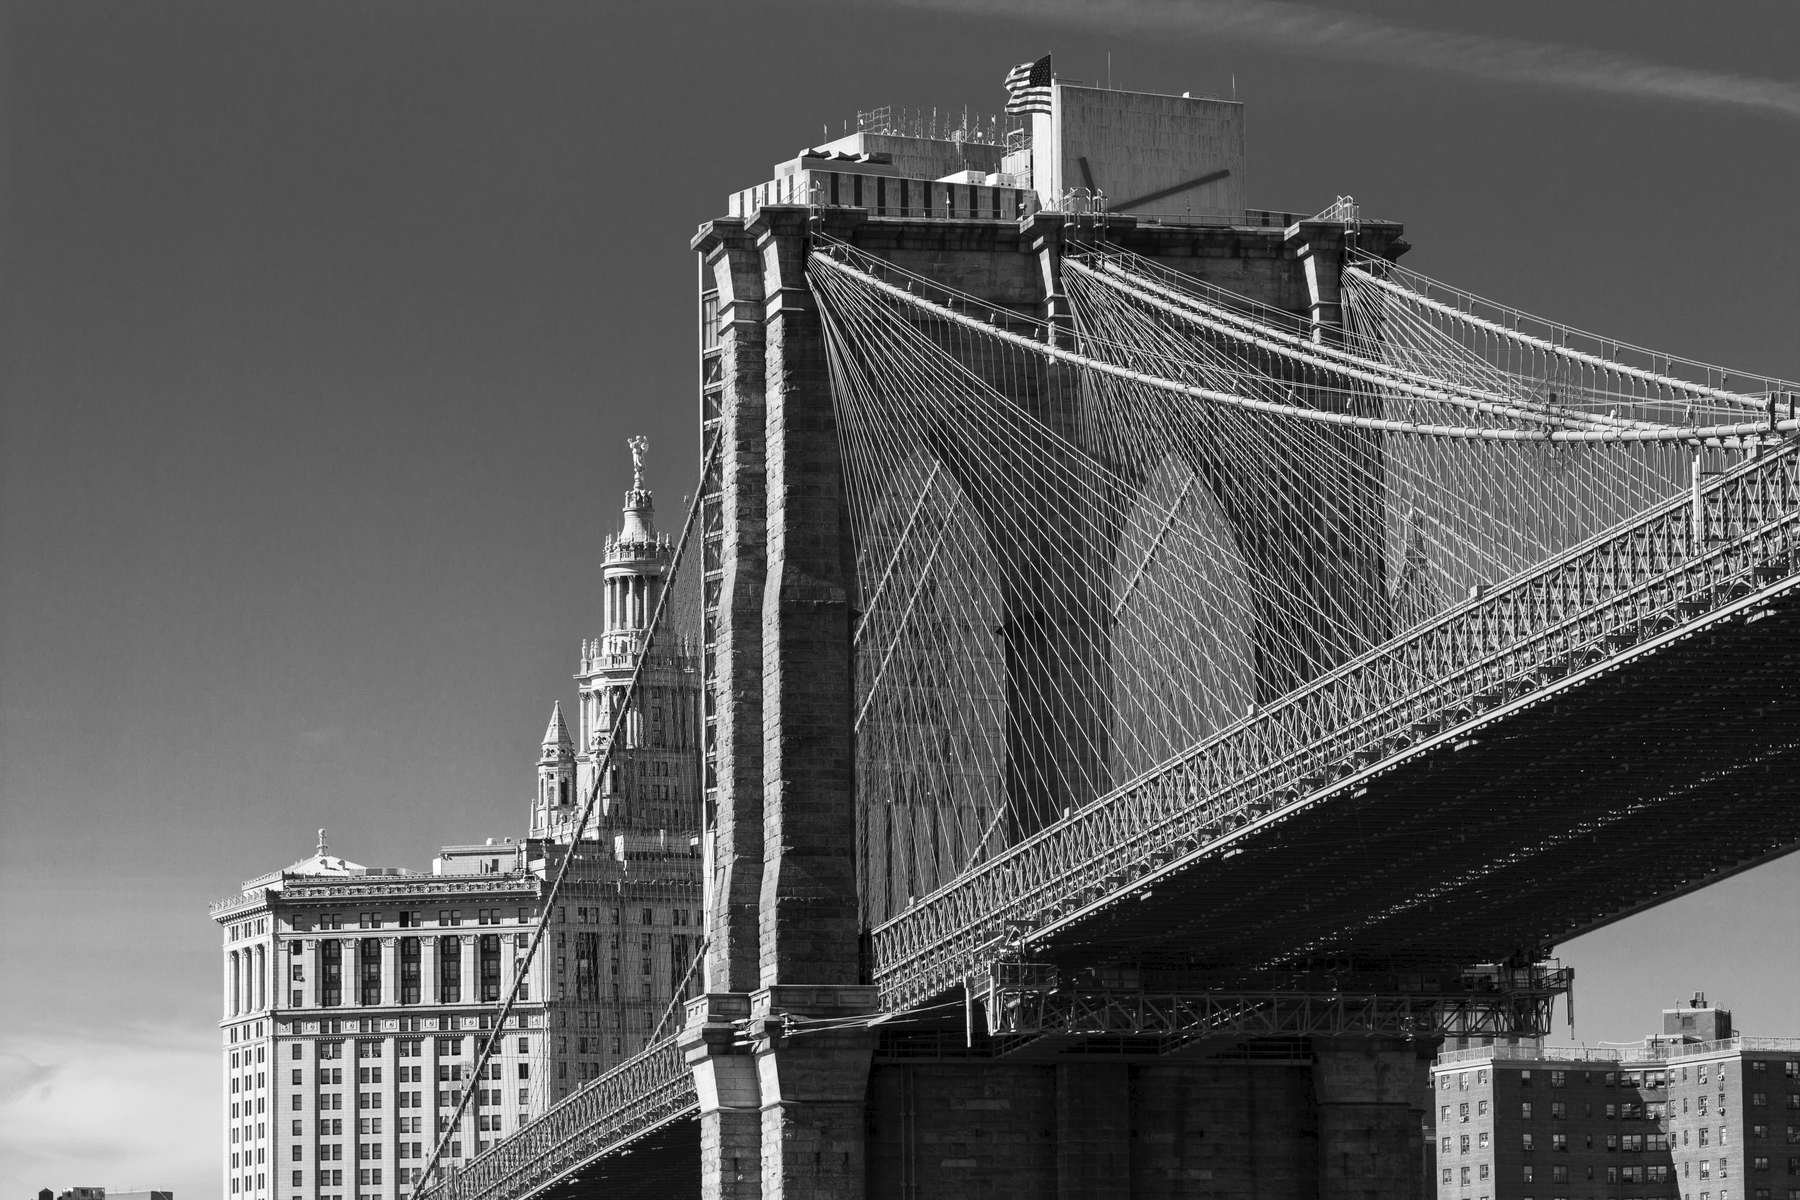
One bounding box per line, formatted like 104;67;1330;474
213;447;702;1200
1430;998;1800;1200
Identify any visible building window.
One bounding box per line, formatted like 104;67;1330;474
400;938;421;1005
479;935;501;1002
439;937;461;1003
360;939;381;1005
1522;1102;1533;1119
320;941;342;1007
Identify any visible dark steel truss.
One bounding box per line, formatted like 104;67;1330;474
980;961;1573;1046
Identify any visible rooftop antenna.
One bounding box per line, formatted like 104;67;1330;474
1107;51;1112;90
1232;73;1238;101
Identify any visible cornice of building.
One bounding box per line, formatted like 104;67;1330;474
212;888;272;919
276;874;541;901
212;875;542;918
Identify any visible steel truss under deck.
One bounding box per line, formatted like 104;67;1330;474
979;960;1573;1046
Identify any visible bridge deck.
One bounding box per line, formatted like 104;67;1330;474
872;442;1800;1006
424;1038;694;1200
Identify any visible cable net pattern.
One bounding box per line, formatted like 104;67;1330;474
812;238;1797;929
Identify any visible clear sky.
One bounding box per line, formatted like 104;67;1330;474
3;1;1796;1195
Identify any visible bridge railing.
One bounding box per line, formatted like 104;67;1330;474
1438;1035;1800;1067
871;442;1800;1008
416;1037;693;1200
1436;1043;1637;1066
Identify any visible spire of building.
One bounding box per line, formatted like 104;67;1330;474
565;436;697;835
533;701;577;838
541;701;573;756
617;435;656;547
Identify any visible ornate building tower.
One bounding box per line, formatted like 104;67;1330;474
531;702;575;837
548;435;697;840
527;436;706;1077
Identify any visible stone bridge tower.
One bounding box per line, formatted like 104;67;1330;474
682;79;1423;1200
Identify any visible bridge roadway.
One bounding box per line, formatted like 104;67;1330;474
424;439;1800;1200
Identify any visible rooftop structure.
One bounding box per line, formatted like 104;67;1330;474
729;72;1258;229
1432;999;1800;1200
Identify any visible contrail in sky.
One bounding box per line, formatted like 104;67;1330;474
889;0;1800;122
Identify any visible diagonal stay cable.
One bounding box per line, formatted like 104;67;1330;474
411;429;720;1199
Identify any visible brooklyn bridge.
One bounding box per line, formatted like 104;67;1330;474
414;85;1799;1200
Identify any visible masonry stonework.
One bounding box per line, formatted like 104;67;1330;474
689;90;1415;1198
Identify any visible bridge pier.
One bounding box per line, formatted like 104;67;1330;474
860;1042;1433;1200
1054;1063;1131;1200
693;216;769;997
683;986;880;1200
683;993;763;1200
688;205;878;1200
755;985;880;1200
1312;1040;1435;1200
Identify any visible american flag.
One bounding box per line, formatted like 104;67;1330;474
1004;54;1053;117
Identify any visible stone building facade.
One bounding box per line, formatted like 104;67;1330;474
213;448;702;1200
